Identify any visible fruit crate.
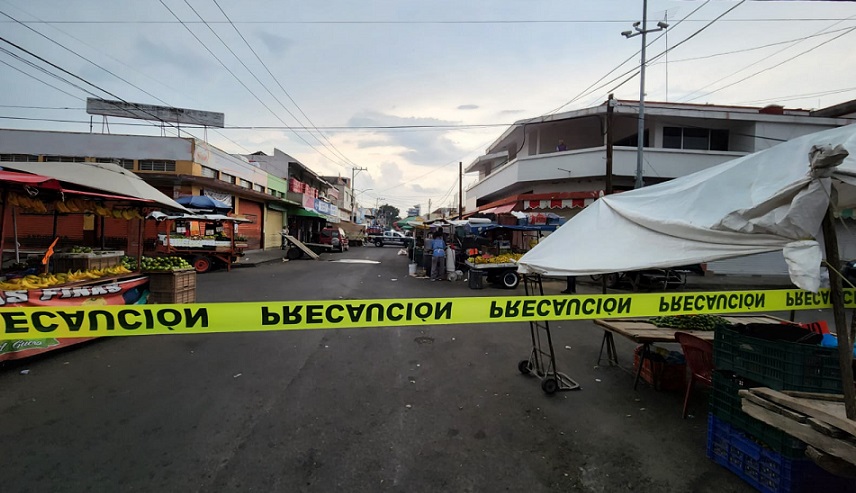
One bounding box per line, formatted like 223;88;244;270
147;287;195;304
633;345;687;391
707;414;856;493
710;372;806;458
146;270;197;292
53;252;124;273
714;326;845;393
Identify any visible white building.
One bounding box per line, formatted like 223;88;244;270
465;98;856;275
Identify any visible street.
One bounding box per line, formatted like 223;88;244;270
0;246;754;493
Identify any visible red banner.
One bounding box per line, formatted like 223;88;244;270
0;277;150;361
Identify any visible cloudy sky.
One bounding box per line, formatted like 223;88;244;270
2;0;856;213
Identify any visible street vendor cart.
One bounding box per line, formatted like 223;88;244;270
151;213;250;273
464;224;557;289
0;163;187;361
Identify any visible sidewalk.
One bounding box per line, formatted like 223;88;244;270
233;248;285;267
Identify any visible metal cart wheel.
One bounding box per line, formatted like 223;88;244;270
518;359;531;374
501;271;520;289
286;247;303;260
193;256;212;273
541;377;559;394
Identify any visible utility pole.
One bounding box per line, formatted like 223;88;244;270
428;199;432;220
458;161;463;219
350;166;367;223
622;0;667;189
605;93;614;195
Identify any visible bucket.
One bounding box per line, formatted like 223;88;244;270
408;263;417;276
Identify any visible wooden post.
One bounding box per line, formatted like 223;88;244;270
821;207;856;419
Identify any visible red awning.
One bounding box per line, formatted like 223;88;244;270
493;203;516;214
0;170;62;189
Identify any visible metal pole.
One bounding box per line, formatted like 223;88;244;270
458;161;463;219
635;0;648;189
606;93;614;195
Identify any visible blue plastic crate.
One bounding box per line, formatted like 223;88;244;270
707;414;855;493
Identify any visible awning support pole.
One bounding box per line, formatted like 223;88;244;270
822;206;856;419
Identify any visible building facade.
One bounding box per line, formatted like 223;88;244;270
465;98;856;275
0;128;295;250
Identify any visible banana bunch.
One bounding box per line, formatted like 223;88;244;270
0;265;133;291
468;253;524;265
7;193;49;213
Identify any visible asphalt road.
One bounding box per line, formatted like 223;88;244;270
0;246;755;493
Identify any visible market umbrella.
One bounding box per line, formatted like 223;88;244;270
396;216;425;229
0;161;188;211
176;195;232;212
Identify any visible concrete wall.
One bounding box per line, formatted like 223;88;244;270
0;128;192;160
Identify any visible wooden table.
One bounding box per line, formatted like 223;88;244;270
593;315;786;389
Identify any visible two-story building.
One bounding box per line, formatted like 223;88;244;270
0;128;295;250
465;98;856;275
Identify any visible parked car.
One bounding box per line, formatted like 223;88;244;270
319;227;349;252
369;230;412;247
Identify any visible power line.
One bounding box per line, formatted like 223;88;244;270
0;114;515;131
680;20;856;103
213;0;361;169
0;1;251;152
159;0;352;171
0;58;82;100
654;26;856;65
545;0;712;116
2;18;853;25
0;7;251;153
0;35;227;145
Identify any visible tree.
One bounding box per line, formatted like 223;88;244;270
378;204;400;228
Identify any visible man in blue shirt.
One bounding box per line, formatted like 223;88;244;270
430;231;446;281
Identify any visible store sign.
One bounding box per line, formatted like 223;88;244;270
86;98;225;127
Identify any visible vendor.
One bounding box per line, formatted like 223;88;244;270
430;231;446;281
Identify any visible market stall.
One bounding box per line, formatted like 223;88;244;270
149;212;250;273
515;124;856;487
463;224;557;289
0;164;187;361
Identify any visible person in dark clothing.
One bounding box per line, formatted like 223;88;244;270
561;276;576;294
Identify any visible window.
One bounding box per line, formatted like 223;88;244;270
138;160;176;171
200;165;217;178
253;184;263;193
44;156;85;162
239;179;251;189
95;158;134;170
663;127;729;151
0;154;38;162
221;173;236;184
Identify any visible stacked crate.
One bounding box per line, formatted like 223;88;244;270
709;326;855;492
146;270;196;304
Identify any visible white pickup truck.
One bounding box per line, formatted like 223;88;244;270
369;230;412;247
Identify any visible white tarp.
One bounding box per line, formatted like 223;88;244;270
0;161;188;211
517;124;856;292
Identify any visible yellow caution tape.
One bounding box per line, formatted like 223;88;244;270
0;289;851;341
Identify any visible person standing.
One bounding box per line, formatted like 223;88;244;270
556;139;567;152
430;231;446;281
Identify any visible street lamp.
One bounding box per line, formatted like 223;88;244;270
622;0;668;189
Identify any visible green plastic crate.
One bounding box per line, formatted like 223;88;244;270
710;371;806;458
714;327;843;393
